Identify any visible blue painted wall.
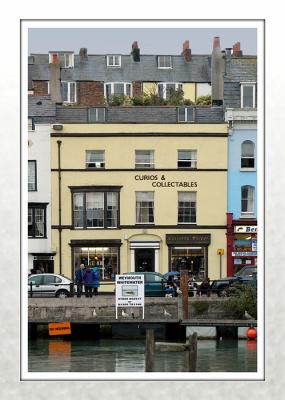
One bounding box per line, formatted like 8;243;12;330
228;129;257;219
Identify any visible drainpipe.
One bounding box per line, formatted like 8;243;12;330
226;212;234;276
57;140;62;275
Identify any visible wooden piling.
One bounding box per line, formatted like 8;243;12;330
180;269;189;320
185;332;197;372
145;329;155;372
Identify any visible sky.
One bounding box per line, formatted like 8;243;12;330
28;28;257;55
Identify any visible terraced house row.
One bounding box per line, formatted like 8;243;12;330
27;37;257;289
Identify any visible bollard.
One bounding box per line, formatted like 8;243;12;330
145;329;155;372
30;282;33;298
186;332;197;372
180;269;189;320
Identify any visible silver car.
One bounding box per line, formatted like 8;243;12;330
28;273;72;298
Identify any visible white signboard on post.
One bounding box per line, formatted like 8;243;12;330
115;274;145;319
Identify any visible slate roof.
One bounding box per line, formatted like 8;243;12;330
28;96;56;118
224;56;257;82
29;54;212;83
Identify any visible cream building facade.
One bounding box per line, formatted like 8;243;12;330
51;122;228;290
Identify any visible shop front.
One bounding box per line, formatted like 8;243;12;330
166;234;210;280
130;241;160;273
226;213;257;276
70;240;121;282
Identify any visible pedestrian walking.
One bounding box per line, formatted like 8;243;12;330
91;264;100;296
83;265;96;297
75;263;85;298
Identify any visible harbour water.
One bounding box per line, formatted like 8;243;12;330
28;338;257;373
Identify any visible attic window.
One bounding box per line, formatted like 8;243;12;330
107;55;121;67
49;52;74;68
157;56;172;69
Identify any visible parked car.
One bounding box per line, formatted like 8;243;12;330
122;272;167;297
211;266;257;297
28;273;72;298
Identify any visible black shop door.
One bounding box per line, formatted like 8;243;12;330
135;248;155;272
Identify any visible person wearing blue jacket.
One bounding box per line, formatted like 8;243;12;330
75;263;85;298
91;265;100;296
83;265;96;297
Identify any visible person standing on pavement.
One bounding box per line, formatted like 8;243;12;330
91;264;100;296
83;265;96;297
75;263;85;298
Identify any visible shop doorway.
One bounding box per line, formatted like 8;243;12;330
170;247;206;280
135;248;155;272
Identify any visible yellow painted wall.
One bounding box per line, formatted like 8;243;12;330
183;83;196;102
142;82;157;95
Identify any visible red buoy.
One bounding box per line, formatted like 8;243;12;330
247;327;257;340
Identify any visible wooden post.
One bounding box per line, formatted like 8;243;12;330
145;329;155;372
180;269;188;320
185;332;197;372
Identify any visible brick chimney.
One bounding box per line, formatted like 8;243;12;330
232;42;243;56
49;54;62;103
131;41;140;62
181;40;191;62
79;48;88;61
211;36;225;106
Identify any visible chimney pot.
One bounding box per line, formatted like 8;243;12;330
182;40;191;62
79;48;88;60
213;36;221;50
232;42;243;56
131;41;140;62
132;41;139;49
52;53;59;64
183;40;189;51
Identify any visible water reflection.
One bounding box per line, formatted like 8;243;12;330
28;338;257;373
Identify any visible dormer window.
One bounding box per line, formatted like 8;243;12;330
107;55;121;67
157;55;172;69
49;52;74;68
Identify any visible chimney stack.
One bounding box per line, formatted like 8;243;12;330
213;36;221;50
211;36;225;106
79;48;88;61
181;40;191;62
232;42;243;56
131;41;140;62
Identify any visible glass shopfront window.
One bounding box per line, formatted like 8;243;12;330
73;246;119;281
233;233;257;274
170;247;205;280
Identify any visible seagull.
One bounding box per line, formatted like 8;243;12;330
164;309;171;318
244;310;254;320
92;309;97;317
122;309;129;317
176;287;182;295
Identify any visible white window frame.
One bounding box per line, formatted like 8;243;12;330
135;150;155;169
178;107;195;123
136;191;155;224
61;81;77;104
85;150;105;169
157;82;183;100
177;150;197;169
241;140;255;170
88;108;106;122
28;160;37;191
178;192;197;224
104;82;132;99
241;185;255;216
107;55;122;67
240;82;256;108
157;56;172;69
